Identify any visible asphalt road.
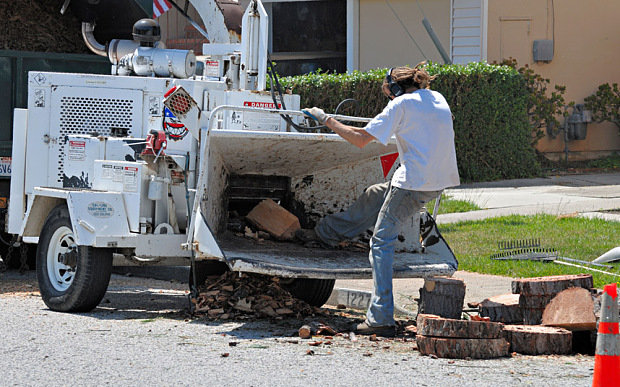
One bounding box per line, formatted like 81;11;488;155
0;269;596;386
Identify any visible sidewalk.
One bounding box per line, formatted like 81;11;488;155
437;172;620;224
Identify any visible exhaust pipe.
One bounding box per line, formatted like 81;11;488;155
81;22;107;56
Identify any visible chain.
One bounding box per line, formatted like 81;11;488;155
4;234;17;268
19;242;30;273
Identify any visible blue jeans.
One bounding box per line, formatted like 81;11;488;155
315;182;440;326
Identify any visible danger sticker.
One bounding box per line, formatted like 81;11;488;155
205;60;220;77
87;201;114;218
243;101;282;109
68;140;86;161
123;166;138;192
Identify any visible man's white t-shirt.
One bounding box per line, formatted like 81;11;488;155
364;89;460;191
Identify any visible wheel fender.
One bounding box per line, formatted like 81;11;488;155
21;195;65;242
23;191;131;247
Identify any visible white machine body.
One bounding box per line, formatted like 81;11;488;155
8;0;456;281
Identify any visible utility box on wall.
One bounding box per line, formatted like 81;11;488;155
533;39;554;62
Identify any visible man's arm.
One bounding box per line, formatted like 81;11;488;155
324;117;376;149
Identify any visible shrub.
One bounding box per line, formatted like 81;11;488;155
584;83;620;132
278;62;541;182
499;59;570;143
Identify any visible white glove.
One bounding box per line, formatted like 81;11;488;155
302;107;329;124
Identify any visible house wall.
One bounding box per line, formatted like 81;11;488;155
358;0;451;71
487;0;620;160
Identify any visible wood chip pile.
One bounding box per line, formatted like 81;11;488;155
193;271;323;319
1;0;89;53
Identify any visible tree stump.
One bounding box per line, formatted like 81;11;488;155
416;336;510;359
512;274;593;295
417;277;465;319
512;274;594;325
479;294;522;324
417;314;504;338
503;325;572;355
542;287;596;331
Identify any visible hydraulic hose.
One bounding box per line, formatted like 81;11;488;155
266;55;363;133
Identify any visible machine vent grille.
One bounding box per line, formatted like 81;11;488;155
57;96;135;183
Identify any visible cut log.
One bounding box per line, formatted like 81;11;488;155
521;307;547;325
511;274;593;295
416;336;510;359
518;294;556;309
479;294;522;324
298;325;313;339
246;199;301;240
542;287;596;331
503;325;572;355
418;277;465;320
416;314;504;339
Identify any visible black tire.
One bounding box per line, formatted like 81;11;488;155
283;278;335;307
189;260;229;289
36;204;113;312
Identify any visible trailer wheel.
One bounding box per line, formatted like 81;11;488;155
284;278;335;307
36;204;112;312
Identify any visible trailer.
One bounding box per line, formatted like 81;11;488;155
7;0;457;312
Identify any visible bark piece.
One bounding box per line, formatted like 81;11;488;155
416;314;504;339
246;199;301;240
503;325;572;355
418;277;465;319
479;294;523;324
511;274;593;295
416;336;510;359
542;287;596;331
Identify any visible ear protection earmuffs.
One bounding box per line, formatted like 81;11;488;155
385;68;405;98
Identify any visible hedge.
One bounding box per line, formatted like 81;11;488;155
278;62;541;182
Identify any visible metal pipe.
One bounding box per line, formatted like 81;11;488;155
81;22;107;57
422;18;452;64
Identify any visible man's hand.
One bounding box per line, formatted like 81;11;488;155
302;107;329;124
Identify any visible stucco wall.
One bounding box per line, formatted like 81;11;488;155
487;0;620;159
358;0;451;71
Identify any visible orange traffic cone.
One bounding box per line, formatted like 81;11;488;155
593;283;620;387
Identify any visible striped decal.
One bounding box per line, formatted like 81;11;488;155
599;322;620;335
153;0;172;18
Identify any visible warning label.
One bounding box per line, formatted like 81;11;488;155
123;166;139;192
243;101;282;109
101;164;113;179
113;165;123;182
68;140;86;161
205;60;220;77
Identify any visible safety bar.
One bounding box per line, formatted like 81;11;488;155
207;105;372;130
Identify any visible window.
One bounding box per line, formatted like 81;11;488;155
268;0;347;76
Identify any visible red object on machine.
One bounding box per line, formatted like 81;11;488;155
380;152;399;178
142;130;167;156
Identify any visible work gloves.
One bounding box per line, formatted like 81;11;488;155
302;107;329;125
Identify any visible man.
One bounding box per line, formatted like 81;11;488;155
300;63;460;337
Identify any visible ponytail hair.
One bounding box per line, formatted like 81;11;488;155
387;61;435;91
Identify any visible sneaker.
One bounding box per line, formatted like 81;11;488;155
353;321;396;337
294;228;320;243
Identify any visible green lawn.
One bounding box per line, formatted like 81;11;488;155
439;214;620;288
427;194;481;215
